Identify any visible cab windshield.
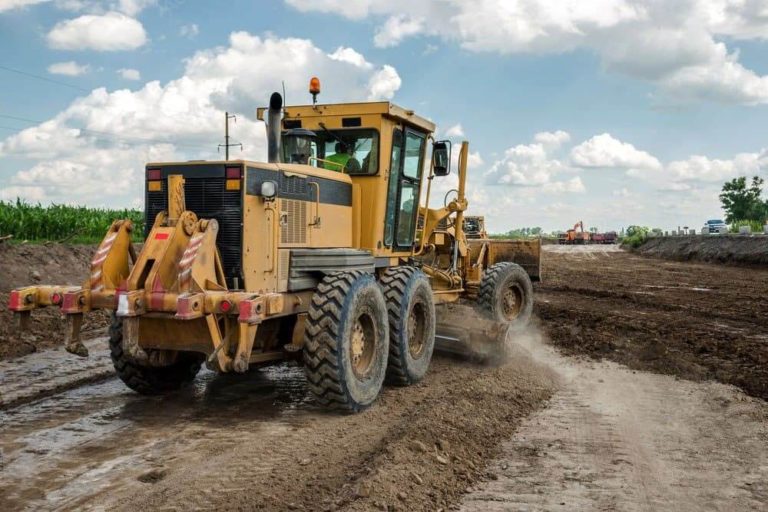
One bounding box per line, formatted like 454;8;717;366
314;129;379;175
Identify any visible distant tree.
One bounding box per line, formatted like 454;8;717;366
719;176;767;223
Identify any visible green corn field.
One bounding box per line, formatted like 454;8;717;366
0;199;144;243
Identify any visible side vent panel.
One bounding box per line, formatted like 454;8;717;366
280;199;307;245
278;249;290;292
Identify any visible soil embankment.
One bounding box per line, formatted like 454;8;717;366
537;245;768;400
0;243;109;359
633;235;768;266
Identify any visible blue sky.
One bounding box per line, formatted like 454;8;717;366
1;0;767;232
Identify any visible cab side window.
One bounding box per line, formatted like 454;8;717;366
384;128;425;249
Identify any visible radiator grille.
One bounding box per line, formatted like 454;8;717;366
145;176;242;287
280;175;309;196
280;199;307;244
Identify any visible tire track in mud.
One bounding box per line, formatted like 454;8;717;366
0;354;556;512
0;337;113;410
0;365;314;511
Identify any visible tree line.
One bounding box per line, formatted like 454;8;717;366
720;176;767;224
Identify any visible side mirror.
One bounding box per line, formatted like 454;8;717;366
432;140;451;176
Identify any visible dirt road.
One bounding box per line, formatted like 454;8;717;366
461;324;768;511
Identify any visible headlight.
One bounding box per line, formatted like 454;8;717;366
261;180;277;199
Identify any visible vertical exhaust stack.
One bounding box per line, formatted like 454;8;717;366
267;92;283;164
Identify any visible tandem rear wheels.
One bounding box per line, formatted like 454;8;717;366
303;267;437;411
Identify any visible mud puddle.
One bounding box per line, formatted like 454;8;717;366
0;364;315;511
0;337;112;410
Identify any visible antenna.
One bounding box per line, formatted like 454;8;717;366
282;80;287;116
218;111;243;160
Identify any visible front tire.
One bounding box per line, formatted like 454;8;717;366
477;262;533;330
303;271;389;412
380;267;435;386
109;314;203;395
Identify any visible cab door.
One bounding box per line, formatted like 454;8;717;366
384;127;426;252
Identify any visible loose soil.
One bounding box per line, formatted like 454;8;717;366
0;354;556;511
0;243;109;359
537;245;768;400
634;234;768;266
461;321;768;511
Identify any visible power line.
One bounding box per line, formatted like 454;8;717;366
0;65;91;93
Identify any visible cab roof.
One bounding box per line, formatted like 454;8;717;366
257;101;436;134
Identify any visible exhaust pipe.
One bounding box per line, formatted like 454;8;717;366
267;92;283;163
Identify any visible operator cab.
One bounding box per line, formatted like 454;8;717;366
257;77;451;257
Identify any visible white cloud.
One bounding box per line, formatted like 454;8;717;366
366;65;401;100
570;133;661;170
116;0;154;17
117;68;141;80
467;130;767;231
0;185;46;202
285;0;768;105
47;12;147;51
444;123;464;138
328;46;373;69
0;0;49;12
664;151;768;182
374;15;424;48
613;187;630;197
546;176;586;194
484;131;571;187
47;61;90;76
534;130;570;150
179;23;199;38
0;32;401;206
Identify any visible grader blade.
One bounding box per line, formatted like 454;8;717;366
434;303;512;362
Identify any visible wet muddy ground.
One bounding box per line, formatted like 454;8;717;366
0;353;555;511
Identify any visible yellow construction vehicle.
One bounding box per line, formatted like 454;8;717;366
9;79;541;411
463;216;487;239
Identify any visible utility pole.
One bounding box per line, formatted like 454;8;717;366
218;111;242;160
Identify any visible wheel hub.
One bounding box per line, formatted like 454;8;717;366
351;323;365;363
350;313;376;379
502;284;523;321
408;301;427;358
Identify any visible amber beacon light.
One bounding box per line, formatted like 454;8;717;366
309;76;321;104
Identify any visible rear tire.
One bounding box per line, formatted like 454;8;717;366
303;271;389;412
477;262;533;330
380;267;435;386
109;314;203;395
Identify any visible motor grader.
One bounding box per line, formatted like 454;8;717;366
9;82;541;411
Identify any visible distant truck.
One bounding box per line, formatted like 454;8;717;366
703;219;728;235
